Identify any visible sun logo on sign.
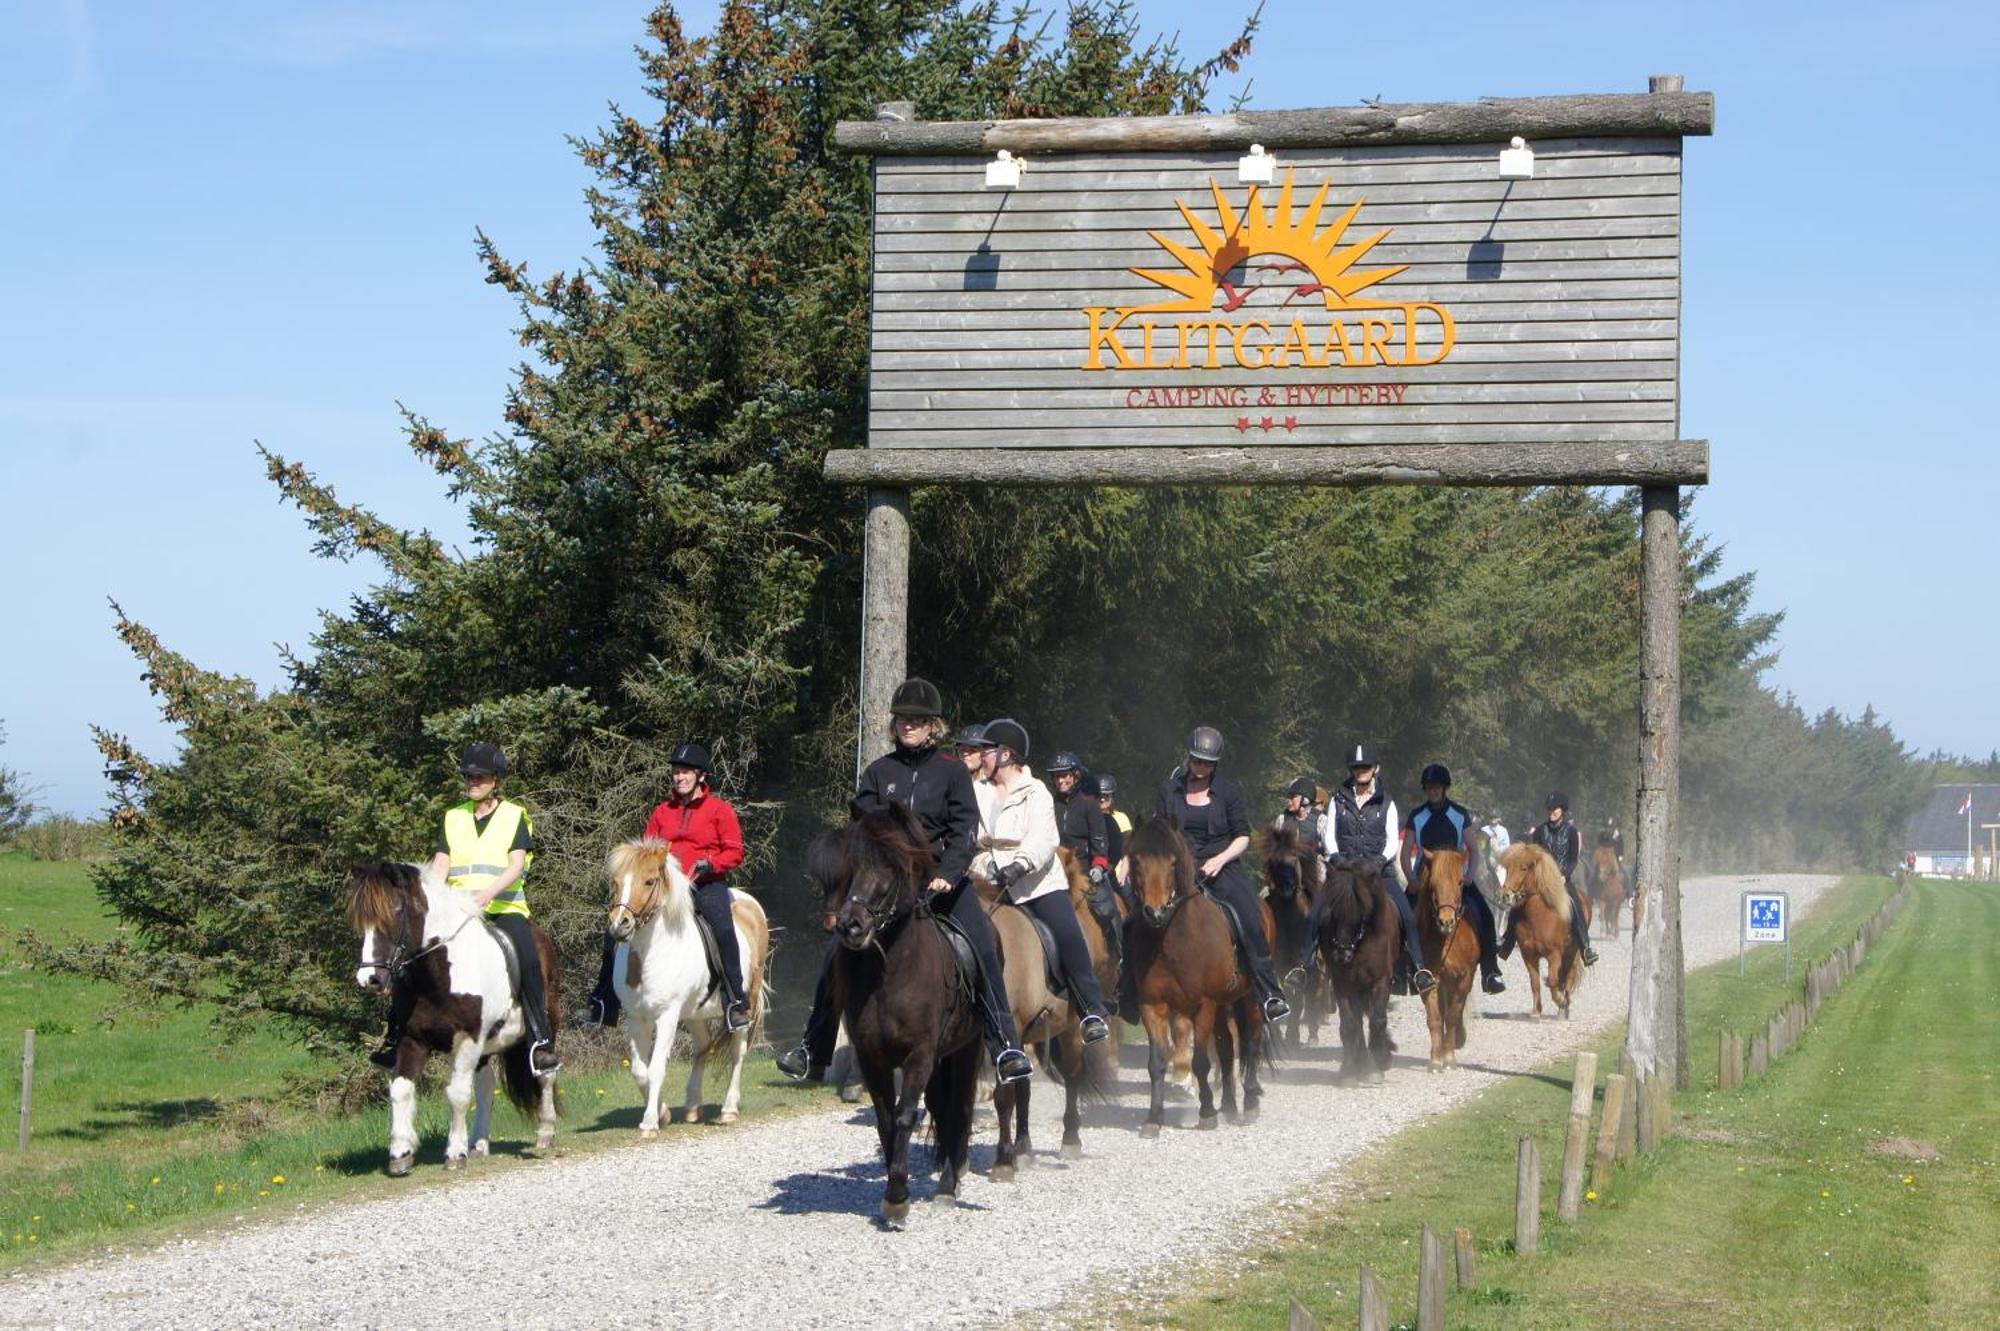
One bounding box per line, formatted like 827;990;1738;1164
1128;168;1407;315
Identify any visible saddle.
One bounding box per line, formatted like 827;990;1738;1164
929;910;981;1006
1203;888;1256;973
1003;902;1068;998
481;919;524;997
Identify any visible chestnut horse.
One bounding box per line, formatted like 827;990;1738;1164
1126;816;1270;1133
1412;849;1482;1070
1590;845;1628;940
1258;824;1325;1048
1313;856;1401;1083
1499;843;1590;1018
979;847;1111;1176
820;805;984;1228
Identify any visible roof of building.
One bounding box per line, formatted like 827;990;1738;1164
1905;783;2000;854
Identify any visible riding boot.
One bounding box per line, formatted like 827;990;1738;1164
777;941;839;1081
581;930;621;1028
1465;886;1507;993
493;914;560;1075
1087;883;1125;995
1020;892;1111;1041
1566;880;1599;964
693;880;752;1031
1213;873;1289;1020
943;882;1030;1082
1390;884;1436;993
1497;907;1519;960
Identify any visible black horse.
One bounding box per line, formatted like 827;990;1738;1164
1259;823;1325;1048
1312;857;1400;1083
811;805;985;1228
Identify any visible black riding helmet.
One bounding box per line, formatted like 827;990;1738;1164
1286;776;1316;801
1186;726;1224;763
888;677;945;718
1343;742;1381;768
984;718;1030;764
956;721;993;750
1420;762;1452;789
1546;790;1570;812
1047;750;1083;775
459;742;509;778
670;742;712;773
1093;773;1119;797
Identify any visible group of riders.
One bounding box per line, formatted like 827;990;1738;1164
372;678;1625;1084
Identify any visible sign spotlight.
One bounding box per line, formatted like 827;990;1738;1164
1237;143;1276;185
1498;136;1535;180
984;149;1023;190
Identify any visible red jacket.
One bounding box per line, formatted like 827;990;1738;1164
643;790;745;884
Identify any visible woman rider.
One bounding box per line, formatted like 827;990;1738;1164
1403;763;1507;995
973;722;1111;1044
372;742;558;1075
1153;726;1290;1023
777;680;1034;1085
1048;749;1120;981
1511;791;1599;968
1308;743;1440;994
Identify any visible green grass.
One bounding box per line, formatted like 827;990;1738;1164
0;852;826;1266
1132;875;1999;1331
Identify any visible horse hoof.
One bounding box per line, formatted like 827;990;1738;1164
443;1154;464;1172
931;1189;958;1207
387;1153;414;1178
534;1132;555;1151
880;1199;911;1230
990;1163;1016;1184
639;1125;659;1139
1242;1106;1261;1124
1060;1141;1083;1161
1138;1121;1162;1140
1196;1114;1219;1132
839;1083;864;1105
1016;1148;1035;1171
471;1140;491;1158
716;1109;739;1125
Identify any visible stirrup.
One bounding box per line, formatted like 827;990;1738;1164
995;1048;1034;1084
774;1044;814;1081
1481;971;1507;994
528;1039;561;1076
1413;967;1438;994
1582;947;1600;966
578;994;619;1029
1079;1014;1111;1045
723;1001;752;1033
1262;995;1292;1022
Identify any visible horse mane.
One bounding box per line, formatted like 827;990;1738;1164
1418;848;1468;895
345;861;425;933
1056;845;1092;910
805;826;846;896
1500;843;1570;922
845;803;935;886
1258;823;1300;862
1127;815;1196;900
606;838;694;927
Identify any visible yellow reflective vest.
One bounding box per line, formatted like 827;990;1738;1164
443;799;534;918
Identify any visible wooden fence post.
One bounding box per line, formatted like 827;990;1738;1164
1288;1297;1322;1331
1717;1028;1733;1091
1594;1073;1628;1187
1749;1033;1768;1078
1558;1051;1597;1220
1515;1136;1542;1256
1454;1227;1477;1290
17;1029;32;1153
1418;1225;1446;1331
1357;1265;1389;1331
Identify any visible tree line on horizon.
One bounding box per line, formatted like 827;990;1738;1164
17;2;1961;1062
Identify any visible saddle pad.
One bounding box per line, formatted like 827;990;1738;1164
1009;904;1067;997
691;911;725;1002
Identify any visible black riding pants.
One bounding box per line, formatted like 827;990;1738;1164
1204;870;1283;1003
1564;877;1593;954
1015;891;1108;1019
1463;886;1502;976
1389;883;1428;975
489;914;552;1043
692;880;747;1008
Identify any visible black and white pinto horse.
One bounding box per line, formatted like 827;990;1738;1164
348;862;559;1175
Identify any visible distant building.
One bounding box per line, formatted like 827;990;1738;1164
1905;783;2000;876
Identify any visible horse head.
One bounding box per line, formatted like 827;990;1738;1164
605;839;692;941
834;804;932;950
1321;856;1383;965
1259;825;1303;899
1418;850;1468;932
1128;816;1197;929
346;861;430;993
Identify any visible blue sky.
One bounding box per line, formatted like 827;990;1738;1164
3;0;1995;815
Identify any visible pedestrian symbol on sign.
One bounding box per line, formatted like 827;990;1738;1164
1750;898;1782;932
1741;889;1791;978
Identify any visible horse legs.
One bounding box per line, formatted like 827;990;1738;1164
679;1022;711;1124
1140;1003;1171;1137
1240;1002;1264;1120
714;1024;750;1124
1523;951;1545;1019
1422;985;1447;1070
533;1066;556;1150
991;1078;1020;1183
470;1060;496;1158
1337;989;1364;1082
386;1074;418;1176
1214;1006;1239;1122
442;1039;480;1168
640;1010;680;1136
1058;1030;1085;1159
882;1048;935;1227
1192;1002;1220;1128
1367;981;1392;1080
928;1042;980;1203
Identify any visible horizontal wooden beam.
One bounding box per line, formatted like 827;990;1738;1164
835;92;1714;157
823;440;1708;488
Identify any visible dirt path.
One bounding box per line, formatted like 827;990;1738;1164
0;874;1836;1330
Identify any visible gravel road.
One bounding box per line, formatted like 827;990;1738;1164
0;874;1836;1330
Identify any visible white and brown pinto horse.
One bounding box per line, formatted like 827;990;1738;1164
347;862;558;1175
606;840;771;1134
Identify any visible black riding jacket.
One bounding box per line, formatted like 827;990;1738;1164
1054;785;1111;870
1327;781;1393;865
1532;817;1583;882
853;743;981;884
1156;771;1253;893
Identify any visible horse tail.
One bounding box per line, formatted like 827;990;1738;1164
500;1040;545;1117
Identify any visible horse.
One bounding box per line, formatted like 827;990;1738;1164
1411;848;1482;1070
820;805;985;1229
1498;843;1589;1018
1312;856;1401;1083
1258;824;1325;1048
605;840;771;1134
1126;816;1270;1133
1590;845;1628;940
977;847;1110;1176
347;862;558;1175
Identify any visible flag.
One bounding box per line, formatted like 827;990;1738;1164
1958;793;1972;816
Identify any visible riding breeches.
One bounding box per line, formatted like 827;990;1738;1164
1014;892;1109;1019
800;937;841;1069
1389;884;1427;975
692;880;747;1008
1203;871;1283;1003
1563;878;1593;953
939;881;1023;1055
1462;886;1501;974
488;914;552;1042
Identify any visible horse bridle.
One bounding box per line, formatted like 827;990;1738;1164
364;905;470;983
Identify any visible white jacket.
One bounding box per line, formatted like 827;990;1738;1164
970;770;1067;903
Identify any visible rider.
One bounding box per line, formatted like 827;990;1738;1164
1274;776;1327;855
1048;750;1121;984
1094;773;1130;868
973;723;1111;1044
1481;809;1513;889
1511;792;1599;967
651;745;752;1031
1312;743;1436;992
373;742;558;1075
1155;726;1291;1024
1403;763;1508;996
776;680;1034;1085
1596;814;1625;866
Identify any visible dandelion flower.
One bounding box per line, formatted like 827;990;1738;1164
596;1088;606;1097
126;1203;136;1212
1585;1190;1598;1202
622;1059;631;1067
1820;1189;1831;1198
1736;1167;1746;1174
1902;1175;1914;1185
271;1175;286;1185
30;1216;39;1223
27;1235;35;1243
214;1184;225;1195
258;1190;270;1197
150;1177;161;1186
314;1164;325;1174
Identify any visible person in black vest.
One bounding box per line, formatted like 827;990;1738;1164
776;680;1033;1085
1273;776;1327;855
1309;743;1439;993
1403;763;1507;995
1154;726;1290;1023
1094;773;1129;868
1048;750;1121;982
1508;791;1598;967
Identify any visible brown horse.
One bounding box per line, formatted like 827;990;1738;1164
978;847;1111;1175
1590;845;1628;940
1127;816;1270;1133
1313;856;1400;1083
1412;849;1482;1070
1258;824;1325;1048
1499;843;1589;1019
820;805;984;1228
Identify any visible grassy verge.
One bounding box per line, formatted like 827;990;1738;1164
0;853;829;1266
1135;875;1998;1331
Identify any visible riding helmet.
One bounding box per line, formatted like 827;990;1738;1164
984;718;1030;762
1047;750;1083;774
888;677;945;718
956;721;993;750
1420;762;1453;789
1546;790;1570;811
1186;726;1225;763
1287;776;1317;800
670;742;712;773
459;741;509;778
1344;742;1381;768
1093;773;1119;797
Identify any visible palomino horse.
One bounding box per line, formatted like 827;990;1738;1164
978;847;1110;1176
1412;849;1482;1070
1590;845;1628;940
605;840;771;1134
821;805;984;1228
1258;823;1325;1048
1498;844;1589;1018
1313;856;1401;1083
1126;816;1270;1133
348;863;558;1175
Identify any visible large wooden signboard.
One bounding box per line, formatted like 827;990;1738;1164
868;137;1680;450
